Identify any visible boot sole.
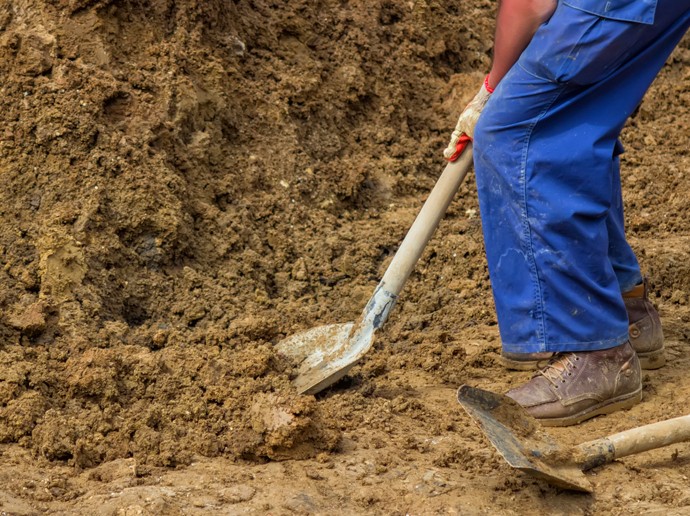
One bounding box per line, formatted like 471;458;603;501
637;347;666;370
537;388;643;428
501;347;665;371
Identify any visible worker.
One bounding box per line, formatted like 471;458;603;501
445;0;690;426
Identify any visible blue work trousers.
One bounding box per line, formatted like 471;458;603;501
473;0;690;354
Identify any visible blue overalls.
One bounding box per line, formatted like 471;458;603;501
473;0;690;354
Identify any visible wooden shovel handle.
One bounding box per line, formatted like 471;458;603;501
379;145;474;296
576;414;690;471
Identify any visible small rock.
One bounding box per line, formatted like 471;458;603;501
283;493;318;513
219;484;255;504
230;36;246;56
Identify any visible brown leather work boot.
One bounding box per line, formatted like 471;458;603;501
623;278;665;369
500;279;665;370
505;341;642;427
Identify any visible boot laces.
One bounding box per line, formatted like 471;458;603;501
539;353;579;387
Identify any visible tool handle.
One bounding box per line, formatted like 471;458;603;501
379;145;473;296
576;414;690;471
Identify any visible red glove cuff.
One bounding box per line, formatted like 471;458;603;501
446;134;472;162
484;74;495;94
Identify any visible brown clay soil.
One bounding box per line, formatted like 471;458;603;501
1;0;689;514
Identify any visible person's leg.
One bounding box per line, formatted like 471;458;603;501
607;151;666;368
501;147;665;370
607;150;643;292
473;1;690;425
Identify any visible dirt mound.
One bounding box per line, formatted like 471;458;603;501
1;0;690;514
0;0;495;467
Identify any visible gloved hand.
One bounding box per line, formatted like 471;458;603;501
443;75;494;162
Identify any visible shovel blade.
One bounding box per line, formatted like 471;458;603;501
276;284;397;395
276;321;375;395
457;385;592;492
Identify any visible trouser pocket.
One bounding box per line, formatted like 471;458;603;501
518;3;647;85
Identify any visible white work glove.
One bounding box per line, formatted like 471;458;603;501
443;75;494;162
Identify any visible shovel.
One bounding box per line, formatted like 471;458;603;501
276;145;475;395
457;384;690;492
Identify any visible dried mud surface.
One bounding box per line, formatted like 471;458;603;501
1;1;689;514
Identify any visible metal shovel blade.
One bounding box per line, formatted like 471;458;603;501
457;385;592;492
276;322;358;395
276;285;397;394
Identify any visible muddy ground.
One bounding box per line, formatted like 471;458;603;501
0;0;689;514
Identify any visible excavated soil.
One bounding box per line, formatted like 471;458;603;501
1;1;689;514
